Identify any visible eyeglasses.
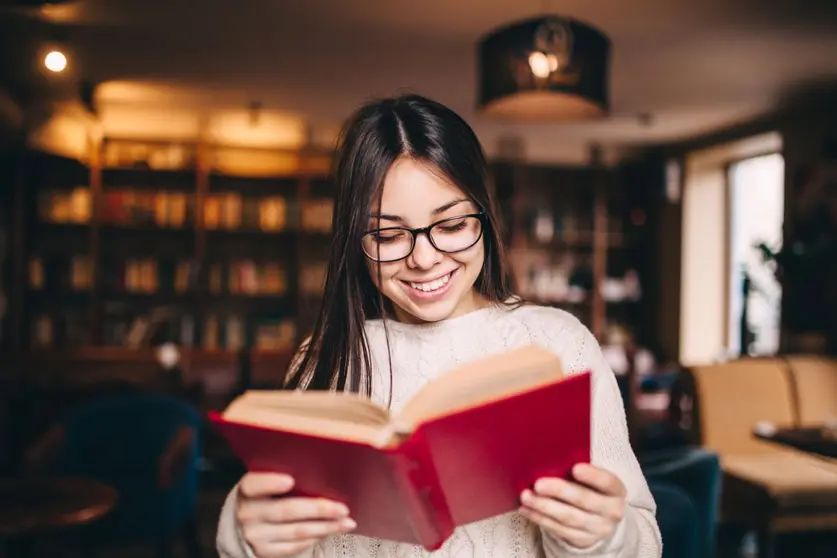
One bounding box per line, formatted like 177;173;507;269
362;212;486;263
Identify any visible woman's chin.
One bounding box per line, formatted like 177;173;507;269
392;292;470;324
390;302;449;324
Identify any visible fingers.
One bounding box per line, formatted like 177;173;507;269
532;477;624;522
519;505;599;549
236;473;358;558
239;473;295;498
238;497;350;524
571;464;627;498
521;489;604;532
519;466;628;549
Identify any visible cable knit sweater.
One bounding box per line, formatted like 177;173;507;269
217;304;662;558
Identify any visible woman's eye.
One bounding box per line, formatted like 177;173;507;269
374;231;404;243
439;220;467;232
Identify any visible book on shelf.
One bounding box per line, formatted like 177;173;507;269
203;194;288;231
210;344;591;550
38;188;92;225
100;190;192;228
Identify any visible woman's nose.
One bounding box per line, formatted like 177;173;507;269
407;233;442;269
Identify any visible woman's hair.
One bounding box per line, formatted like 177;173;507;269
285;93;516;396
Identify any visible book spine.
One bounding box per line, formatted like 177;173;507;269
387;428;455;551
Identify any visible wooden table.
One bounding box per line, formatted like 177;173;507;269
754;426;837;459
0;477;118;554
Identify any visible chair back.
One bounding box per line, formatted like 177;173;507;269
58;391;202;542
689;358;795;456
785;355;837;426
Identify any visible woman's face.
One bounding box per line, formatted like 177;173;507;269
365;157;487;324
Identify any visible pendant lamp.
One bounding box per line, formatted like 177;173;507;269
477;16;611;121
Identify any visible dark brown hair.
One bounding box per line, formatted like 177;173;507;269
285;94;516;396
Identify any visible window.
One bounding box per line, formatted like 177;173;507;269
726;153;785;356
679;132;782;365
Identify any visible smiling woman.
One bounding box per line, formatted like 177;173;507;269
362;159;490;324
283;94;516;395
217;93;661;558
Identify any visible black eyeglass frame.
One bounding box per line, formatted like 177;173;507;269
362;212;487;263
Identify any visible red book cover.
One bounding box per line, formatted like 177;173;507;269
209;369;591;550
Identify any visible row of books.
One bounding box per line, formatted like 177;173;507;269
31;311;297;352
31;311;91;348
207;261;288;296
28;256;327;296
39;187;91;224
37;188;333;232
103;140;195;171
29;255;94;292
203;193;332;232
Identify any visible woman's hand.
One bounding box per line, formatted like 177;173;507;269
519;463;626;550
236;472;357;557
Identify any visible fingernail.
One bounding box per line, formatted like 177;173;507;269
340;518;357;530
333;504;350;517
277;475;294;490
520;489;533;502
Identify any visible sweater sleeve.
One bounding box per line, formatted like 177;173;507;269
216;483;316;558
216;340;318;558
538;313;662;558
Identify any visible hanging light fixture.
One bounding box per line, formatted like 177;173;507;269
477;16;611;121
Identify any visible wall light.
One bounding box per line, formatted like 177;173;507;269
44;50;68;73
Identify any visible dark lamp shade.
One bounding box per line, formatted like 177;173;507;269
477;16;611;121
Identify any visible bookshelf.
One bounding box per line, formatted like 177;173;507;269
16;139;334;388
12;141;652;392
492;159;648;343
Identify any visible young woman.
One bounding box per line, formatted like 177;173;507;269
217;94;662;558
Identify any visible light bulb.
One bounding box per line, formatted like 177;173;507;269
44;50;67;73
547;54;559;72
528;51;551;78
156;342;181;370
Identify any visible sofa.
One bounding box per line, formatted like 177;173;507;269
674;355;837;558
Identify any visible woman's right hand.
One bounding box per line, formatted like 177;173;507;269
236;472;357;557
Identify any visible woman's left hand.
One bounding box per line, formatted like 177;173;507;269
520;463;627;550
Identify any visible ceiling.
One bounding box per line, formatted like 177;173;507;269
3;0;837;163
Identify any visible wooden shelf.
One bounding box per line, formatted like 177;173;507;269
12;141;334;368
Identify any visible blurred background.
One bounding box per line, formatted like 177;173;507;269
1;1;837;557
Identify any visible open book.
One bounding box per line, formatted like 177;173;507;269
210;344;591;550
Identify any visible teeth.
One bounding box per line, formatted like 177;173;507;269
409;273;451;293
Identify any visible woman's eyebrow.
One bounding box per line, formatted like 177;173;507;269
431;199;469;215
369;199;470;223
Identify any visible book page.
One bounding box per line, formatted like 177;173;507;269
396;345;565;429
223;390;391;427
222;406;390;446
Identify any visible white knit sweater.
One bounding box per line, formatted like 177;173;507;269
217;304;662;558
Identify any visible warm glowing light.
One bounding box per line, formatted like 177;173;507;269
528;51;551;78
547;54;559;72
44;50;67;73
